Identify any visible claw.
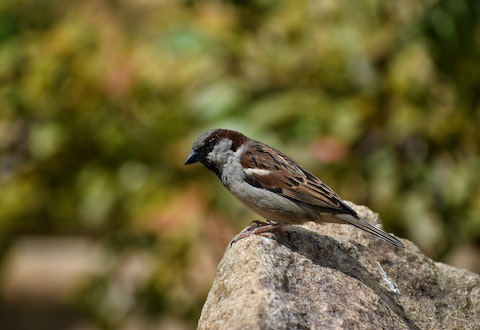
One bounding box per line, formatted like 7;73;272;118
249;219;266;227
230;220;286;246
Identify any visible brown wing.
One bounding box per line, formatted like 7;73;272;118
241;142;358;217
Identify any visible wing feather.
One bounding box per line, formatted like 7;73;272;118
241;142;358;217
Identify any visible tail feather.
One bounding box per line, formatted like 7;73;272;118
337;214;404;248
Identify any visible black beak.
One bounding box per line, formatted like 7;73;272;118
185;151;201;165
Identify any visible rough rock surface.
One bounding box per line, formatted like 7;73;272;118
197;203;480;330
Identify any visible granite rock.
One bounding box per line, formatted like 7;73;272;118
197;203;480;330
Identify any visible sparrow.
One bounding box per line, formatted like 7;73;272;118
185;128;404;248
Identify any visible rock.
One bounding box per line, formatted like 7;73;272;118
197;203;480;330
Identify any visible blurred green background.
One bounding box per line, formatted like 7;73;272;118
0;0;479;329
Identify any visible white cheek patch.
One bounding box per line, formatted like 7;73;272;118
244;168;271;176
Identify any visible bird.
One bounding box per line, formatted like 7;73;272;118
185;128;404;248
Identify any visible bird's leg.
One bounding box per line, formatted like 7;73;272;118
230;220;287;245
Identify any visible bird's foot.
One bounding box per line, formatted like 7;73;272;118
230;220;287;246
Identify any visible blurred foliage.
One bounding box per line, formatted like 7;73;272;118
0;0;479;328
